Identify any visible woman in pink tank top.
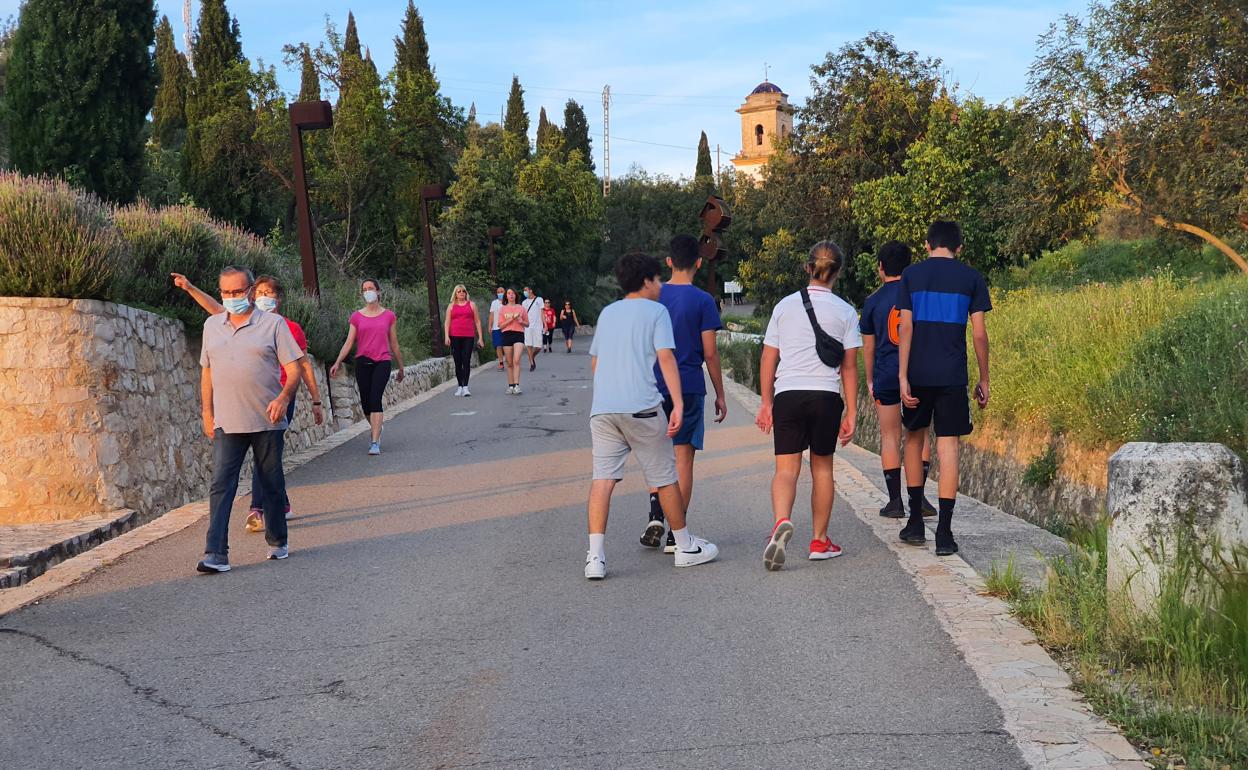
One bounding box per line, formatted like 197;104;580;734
330;278;405;455
443;284;483;396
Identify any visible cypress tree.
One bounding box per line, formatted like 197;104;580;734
343;11;361;61
5;0;156;202
563;99;593;170
503;75;529;149
183;0;263;228
394;0;429;75
298;44;320;102
152;15;190;148
536;107;551;146
695;131;714;180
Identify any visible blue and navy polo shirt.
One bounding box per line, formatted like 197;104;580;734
895;257;991;387
859;280;903;396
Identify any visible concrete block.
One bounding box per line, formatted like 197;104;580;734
1107;442;1248;612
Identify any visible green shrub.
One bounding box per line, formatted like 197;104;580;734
1022;445;1059;488
718;338;762;394
997;237;1235;291
0;172;122;297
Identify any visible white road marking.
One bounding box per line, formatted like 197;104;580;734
450;411;478;416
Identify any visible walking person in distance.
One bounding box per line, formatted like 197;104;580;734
444;284;484;397
897;221;991;556
197;266;304;572
583;252;719;580
488;287;506;371
858;242;937;520
496;288;529;394
559;300;580;353
172;272;324;533
522;286;544;371
330;279;405;456
756;242;862;570
542;299;557;353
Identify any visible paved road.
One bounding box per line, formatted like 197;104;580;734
1;338;1027;769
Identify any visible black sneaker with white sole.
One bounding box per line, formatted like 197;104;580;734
640;517;664;548
663;530;677;554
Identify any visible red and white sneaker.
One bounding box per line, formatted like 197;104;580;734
763;518;794;572
809;538;843;560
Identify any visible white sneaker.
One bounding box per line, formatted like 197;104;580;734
454;386;464;396
585;553;606;580
674;537;719;568
462;386;471;397
513;385;522;395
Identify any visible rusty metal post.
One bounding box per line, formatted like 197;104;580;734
420;183;448;356
697;195;732;297
289;101;333;297
487;226;504;284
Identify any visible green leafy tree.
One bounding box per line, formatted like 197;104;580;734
1028;0;1248;273
503;75;529;154
5;0;156;203
152;15;190;149
535;106;565;158
853;96;1020;274
600;171;704;273
298;44;320;101
737;228;809;311
695;131;713;181
563;99;593;170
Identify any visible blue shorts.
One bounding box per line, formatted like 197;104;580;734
662;393;706;450
491;329;504;349
874;389;901;407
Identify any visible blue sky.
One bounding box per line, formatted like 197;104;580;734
2;0;1086;177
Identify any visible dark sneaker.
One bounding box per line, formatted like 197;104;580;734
763;518;795;571
934;533;959;556
899;520;927;545
196;554;230;573
878;497;905;518
640;517;665;548
922;497;938;517
663;530;677;554
268;545;289;560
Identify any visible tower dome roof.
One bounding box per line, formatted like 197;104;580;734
750;81;784;96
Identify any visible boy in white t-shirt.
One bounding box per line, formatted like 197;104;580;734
584;252;720;580
487;287;505;370
756;241;862;570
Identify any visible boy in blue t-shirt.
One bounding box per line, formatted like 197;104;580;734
584;252;720;580
642;235;727;553
895;221;991;556
859;241;935;519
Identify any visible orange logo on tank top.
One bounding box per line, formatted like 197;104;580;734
887;306;902;345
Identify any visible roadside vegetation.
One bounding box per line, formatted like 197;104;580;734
987;525;1248;769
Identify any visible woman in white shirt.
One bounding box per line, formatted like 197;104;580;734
755;241;862;570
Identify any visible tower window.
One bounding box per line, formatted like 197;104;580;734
755;125;764;145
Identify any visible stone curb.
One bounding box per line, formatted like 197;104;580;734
0;362;492;619
0;510;137;588
719;373;1149;770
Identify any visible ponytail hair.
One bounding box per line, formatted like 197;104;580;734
807;240;844;283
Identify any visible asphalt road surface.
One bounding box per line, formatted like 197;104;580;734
1;337;1027;769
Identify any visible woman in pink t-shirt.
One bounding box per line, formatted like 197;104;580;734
495;288;529;395
330;278;405;455
443;284;483;397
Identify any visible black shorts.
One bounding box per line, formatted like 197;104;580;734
874;389;901;407
561;324;576;340
501;330;525;347
902;385;972;437
773;390;844;457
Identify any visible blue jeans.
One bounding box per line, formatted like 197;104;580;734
206;429;288;557
250;397;296;511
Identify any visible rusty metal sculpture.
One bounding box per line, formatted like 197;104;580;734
289;101;333;297
420;184;449;356
697;195;732;296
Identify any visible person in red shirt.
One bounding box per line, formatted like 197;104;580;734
541;299;557;353
171;272;324;532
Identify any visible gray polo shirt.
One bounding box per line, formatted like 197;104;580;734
200;309;304;434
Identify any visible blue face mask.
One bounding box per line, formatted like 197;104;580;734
255;296;278;313
523;290;530;299
222;296;251;314
497;292;504;299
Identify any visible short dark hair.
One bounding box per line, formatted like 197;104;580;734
926;221;963;252
877;241;912;277
219;265;254;285
615;251;662;294
669;234;700;270
361;277;381;292
254;274;284;298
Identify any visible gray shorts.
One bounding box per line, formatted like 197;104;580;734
590;410;678;487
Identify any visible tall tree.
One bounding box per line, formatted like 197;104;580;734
393;0;429;74
183;0;265;228
695;131;713;180
297;44;320;102
563;99;593;170
536;107;551;146
152;15;190;149
0;19;15;168
5;0;156;202
1028;0;1248;272
503;75;529;154
343;11;361;60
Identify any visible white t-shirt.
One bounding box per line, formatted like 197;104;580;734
762;287;863;395
489;298;503;330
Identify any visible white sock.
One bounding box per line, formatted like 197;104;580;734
588;533;606;560
673;527;694;551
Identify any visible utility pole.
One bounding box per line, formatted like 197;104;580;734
602;85;611;196
716;143;722;190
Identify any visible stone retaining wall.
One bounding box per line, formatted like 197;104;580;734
0;297;454;526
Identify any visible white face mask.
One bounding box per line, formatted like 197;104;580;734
255;296;278;312
363;290;379;304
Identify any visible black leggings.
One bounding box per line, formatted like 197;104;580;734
355;357;392;416
450;336;475;386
